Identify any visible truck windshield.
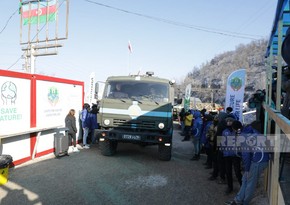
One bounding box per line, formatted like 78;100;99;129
104;81;169;102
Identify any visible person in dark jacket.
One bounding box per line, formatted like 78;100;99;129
179;108;186;135
225;120;269;205
201;114;214;168
226;107;238;120
222;118;242;195
210;111;228;183
86;104;99;145
206;115;218;174
65;109;79;152
81;103;91;149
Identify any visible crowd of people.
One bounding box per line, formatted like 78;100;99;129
65;103;99;152
178;107;269;205
65;103;269;205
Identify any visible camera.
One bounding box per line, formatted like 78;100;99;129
248;90;265;108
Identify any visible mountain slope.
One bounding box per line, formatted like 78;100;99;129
178;39;268;104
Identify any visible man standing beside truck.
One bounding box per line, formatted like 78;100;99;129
81;103;91;149
182;110;193;141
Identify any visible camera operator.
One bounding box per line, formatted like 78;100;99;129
248;89;265;122
248;89;275;134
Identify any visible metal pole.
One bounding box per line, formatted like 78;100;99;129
66;0;69;39
28;2;31;44
30;45;35;74
20;0;23;44
55;0;59;53
37;1;40;42
25;50;28;72
46;0;49;41
271;16;283;205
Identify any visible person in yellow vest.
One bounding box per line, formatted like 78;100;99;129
182;110;193;141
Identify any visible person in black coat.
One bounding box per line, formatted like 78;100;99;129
65;109;79;152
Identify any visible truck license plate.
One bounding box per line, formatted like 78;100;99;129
122;134;141;140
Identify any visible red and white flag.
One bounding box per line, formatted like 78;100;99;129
128;41;133;53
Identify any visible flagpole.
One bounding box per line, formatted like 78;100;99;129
127;48;130;74
127;40;132;74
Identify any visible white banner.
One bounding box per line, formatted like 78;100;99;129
0;77;31;135
225;69;246;121
88;72;95;104
184;84;191;111
36;80;83;128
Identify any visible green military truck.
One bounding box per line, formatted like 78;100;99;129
95;72;179;161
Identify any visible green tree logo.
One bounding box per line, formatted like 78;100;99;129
230;77;242;91
48;87;59;106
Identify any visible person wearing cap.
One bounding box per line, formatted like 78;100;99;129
222;118;242;195
224;120;269;205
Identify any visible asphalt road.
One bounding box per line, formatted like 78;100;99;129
0;124;267;205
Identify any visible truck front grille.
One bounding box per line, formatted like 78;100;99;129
113;119;156;129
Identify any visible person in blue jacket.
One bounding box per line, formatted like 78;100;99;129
81;103;91;149
225;120;269;205
85;104;99;145
201;114;214;168
222;118;242;195
190;110;203;161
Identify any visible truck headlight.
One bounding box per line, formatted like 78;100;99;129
104;119;110;126
158;123;165;129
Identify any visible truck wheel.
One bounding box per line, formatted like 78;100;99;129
158;143;171;161
100;139;117;156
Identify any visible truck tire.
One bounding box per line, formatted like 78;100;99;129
158;143;171;161
100;140;117;156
